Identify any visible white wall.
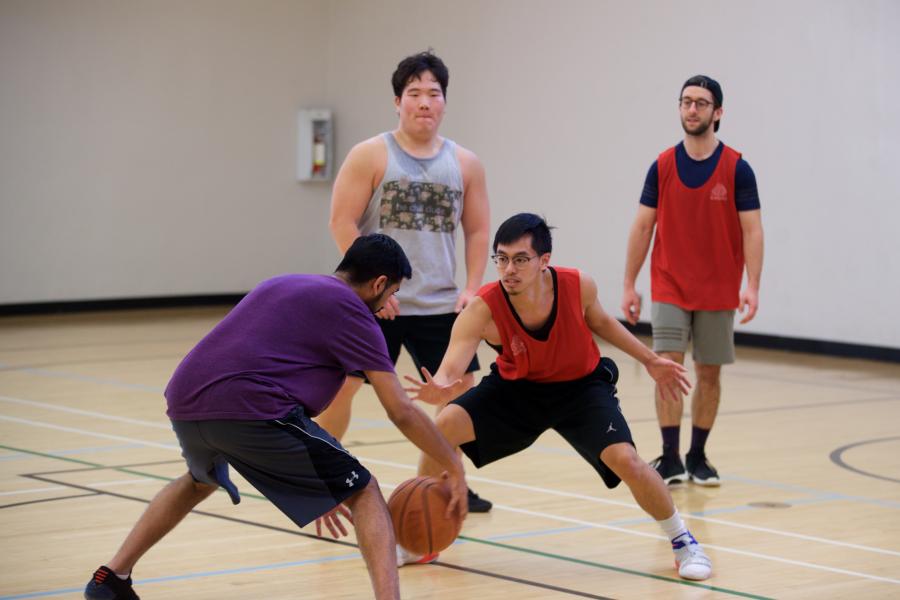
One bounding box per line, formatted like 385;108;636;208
2;1;898;349
324;0;900;349
0;0;334;302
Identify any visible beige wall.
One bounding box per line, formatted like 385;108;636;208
1;0;334;301
324;0;900;348
2;1;899;347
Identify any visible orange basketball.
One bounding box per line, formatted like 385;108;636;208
387;476;463;555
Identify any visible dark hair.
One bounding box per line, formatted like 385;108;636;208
335;234;412;285
391;51;449;98
493;213;553;255
681;74;723;132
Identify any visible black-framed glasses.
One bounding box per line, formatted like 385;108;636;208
491;254;538;268
679;97;713;110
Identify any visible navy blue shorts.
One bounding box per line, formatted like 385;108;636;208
351;312;479;380
171;406;371;527
453;357;634;489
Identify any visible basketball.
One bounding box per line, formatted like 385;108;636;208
387;476;463;555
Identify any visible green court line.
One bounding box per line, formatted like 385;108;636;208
2;444;773;599
0;444;268;501
457;535;774;599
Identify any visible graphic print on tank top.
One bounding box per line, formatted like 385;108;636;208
379;178;461;233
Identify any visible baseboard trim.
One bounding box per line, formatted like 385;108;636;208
619;320;899;363
1;299;895;363
0;294;246;316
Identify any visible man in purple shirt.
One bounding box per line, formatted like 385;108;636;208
84;234;467;600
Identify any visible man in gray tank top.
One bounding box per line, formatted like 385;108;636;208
319;51;494;516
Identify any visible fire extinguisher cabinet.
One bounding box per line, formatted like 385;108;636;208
297;109;333;182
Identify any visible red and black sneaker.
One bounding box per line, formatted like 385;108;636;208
84;565;140;600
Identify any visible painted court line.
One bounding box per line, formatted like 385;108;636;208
2;417;899;587
1;477;157;498
491;504;900;585
0;395;171;429
0;415;179;451
360;457;900;558
0;553;362;600
0;366;162;393
17;461;766;600
3;405;897;560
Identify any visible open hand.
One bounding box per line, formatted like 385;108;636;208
404;367;467;406
645;356;691;402
315;503;353;539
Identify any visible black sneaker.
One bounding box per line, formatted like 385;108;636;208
649;454;687;485
467;488;493;513
686;453;720;486
84;566;140;600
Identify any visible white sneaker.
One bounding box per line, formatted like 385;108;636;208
396;545;439;567
672;532;712;580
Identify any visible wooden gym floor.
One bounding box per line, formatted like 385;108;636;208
1;307;898;599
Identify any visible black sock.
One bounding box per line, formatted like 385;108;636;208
661;426;680;457
688;426;711;457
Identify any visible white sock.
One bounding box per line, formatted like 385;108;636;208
114;571;130;580
657;511;689;542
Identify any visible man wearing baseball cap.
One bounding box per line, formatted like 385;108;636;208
621;75;765;487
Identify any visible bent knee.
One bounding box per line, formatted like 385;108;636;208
600;445;646;480
434;404;475;446
695;364;721;383
185;474;218;497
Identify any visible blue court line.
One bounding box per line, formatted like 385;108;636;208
480;492;848;536
0;365;163;394
605;494;845;528
722;474;900;510
0;553;362;599
2;443;146;462
4;363;898;511
45;444;146;456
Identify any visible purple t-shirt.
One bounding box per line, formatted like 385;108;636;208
165;274;394;420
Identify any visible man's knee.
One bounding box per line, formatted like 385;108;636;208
600;444;646;481
434;404;475;446
695;363;721;386
181;473;218;498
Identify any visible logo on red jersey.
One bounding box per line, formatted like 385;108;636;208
710;183;728;202
510;335;527;356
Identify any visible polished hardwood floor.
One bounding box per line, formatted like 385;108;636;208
1;307;898;599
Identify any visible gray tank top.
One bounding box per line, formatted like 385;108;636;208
358;132;464;315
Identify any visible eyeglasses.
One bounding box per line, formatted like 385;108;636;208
491;254;538;268
679;97;714;110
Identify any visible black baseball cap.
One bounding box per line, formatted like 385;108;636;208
681;75;723;131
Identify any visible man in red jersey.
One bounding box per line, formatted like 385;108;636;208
621;75;764;487
405;213;713;581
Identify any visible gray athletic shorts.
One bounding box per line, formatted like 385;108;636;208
171;406;371;527
651;302;735;365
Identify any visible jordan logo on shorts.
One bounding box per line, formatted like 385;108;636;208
346;471;359;487
607;422;617;434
